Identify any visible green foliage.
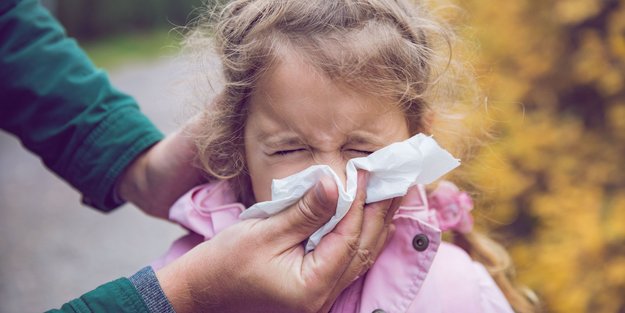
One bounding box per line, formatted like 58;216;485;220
83;29;180;69
55;0;206;41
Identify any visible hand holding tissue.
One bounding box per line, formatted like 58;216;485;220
240;133;460;252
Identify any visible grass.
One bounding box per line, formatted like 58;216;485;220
82;29;182;70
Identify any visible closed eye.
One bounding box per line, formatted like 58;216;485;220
272;148;306;156
347;149;373;155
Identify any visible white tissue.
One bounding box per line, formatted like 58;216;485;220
239;133;460;252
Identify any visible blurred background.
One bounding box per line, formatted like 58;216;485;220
0;0;624;312
460;1;625;312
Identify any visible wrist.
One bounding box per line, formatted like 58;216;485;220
129;267;176;313
117;131;204;219
117;146;168;218
117;153;145;203
155;257;200;313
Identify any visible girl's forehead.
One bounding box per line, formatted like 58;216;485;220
246;52;409;145
250;50;398;116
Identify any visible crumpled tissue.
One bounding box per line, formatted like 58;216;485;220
239;133;460;252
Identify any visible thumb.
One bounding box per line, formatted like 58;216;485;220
264;177;339;247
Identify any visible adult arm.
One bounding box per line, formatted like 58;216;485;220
0;0;164;211
47;172;399;313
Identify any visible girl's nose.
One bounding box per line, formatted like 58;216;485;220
329;162;348;189
313;153;348;189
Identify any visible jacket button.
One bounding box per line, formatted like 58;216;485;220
372;310;386;313
412;234;429;251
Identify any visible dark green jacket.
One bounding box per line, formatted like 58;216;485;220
0;0;163;211
1;0;166;312
47;278;151;313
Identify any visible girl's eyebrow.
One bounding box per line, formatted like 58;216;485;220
346;132;386;147
262;134;305;148
261;132;387;148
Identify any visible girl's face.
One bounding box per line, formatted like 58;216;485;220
244;52;410;202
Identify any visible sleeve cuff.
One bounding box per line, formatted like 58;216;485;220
72;105;164;212
129;267;176;313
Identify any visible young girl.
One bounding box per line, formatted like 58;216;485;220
158;0;538;312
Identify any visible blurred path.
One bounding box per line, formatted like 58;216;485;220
0;56;212;312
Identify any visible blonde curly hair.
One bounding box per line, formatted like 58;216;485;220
183;0;539;311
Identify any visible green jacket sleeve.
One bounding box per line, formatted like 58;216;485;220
0;0;164;211
46;278;150;313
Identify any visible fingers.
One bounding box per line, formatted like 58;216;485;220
301;171;369;288
359;196;401;266
321;195;402;310
370;197;401;260
253;170;400;313
264;176;339;247
326;198;391;290
330;170;369;239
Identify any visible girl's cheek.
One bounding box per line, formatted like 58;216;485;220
268;160;313;180
250;159;314;202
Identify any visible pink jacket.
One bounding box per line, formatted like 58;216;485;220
154;181;514;313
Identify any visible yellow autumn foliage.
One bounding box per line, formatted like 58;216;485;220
446;0;625;311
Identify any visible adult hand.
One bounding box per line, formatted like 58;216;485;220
156;170;401;313
117;122;205;219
